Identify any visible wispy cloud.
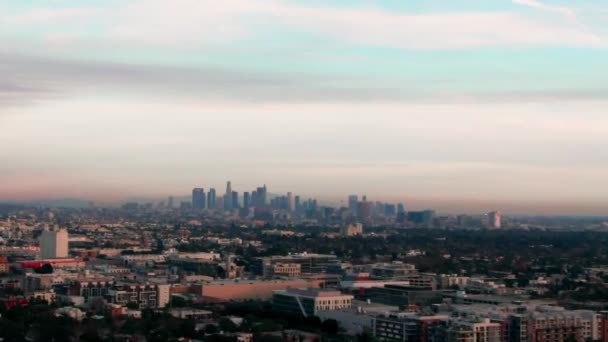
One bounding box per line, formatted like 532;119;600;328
1;0;604;50
512;0;576;19
1;52;606;113
108;0;604;49
1;7;99;25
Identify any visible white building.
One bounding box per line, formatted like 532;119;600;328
40;228;69;259
488;211;501;229
273;288;354;317
341;223;363;237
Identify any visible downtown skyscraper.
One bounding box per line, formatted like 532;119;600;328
192;188;206;210
207;188;216;209
225;181;233;210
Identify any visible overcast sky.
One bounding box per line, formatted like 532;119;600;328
1;0;607;215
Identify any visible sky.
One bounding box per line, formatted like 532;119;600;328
1;0;607;215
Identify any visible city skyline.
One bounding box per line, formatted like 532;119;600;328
1;0;608;215
1;179;606;217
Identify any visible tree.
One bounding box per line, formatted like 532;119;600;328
0;319;25;342
147;329;169;342
178;319;196;338
207;334;237;342
204;324;218;334
321;319;339;335
219;317;238;332
252;319;281;332
32;315;75;342
80;330;103;342
170;296;188;308
253;334;283;342
356;332;377;342
126;302;139;310
35;263;54;274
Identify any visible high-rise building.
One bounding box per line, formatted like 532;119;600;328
251;191;258;207
40;228;69;259
243;192;251;209
167;196;174;209
348;195;358;215
231;191;239;209
224;181;233;211
287;192;294;212
407;210;436;227
207;188;216;209
255;185;267;207
488;211;501;229
357;196;372;223
192;188;206;210
216;196;224;211
397;203;406;214
294;195;301;213
385;204;396;217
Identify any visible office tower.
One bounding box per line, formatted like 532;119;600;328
407;210;436;227
374;201;384;216
397;203;405;214
262;184;267;204
251;191;257;207
385;204;396;217
457;215;472;226
348;195;358;215
232;191;239;209
243;192;251;209
271;196;288;210
356;196;372;223
294;195;301;213
216;196;224;211
40;228;69;259
488;211;501;229
192;188;206;210
255;185;267;207
224;181;233;211
207;188;216;209
167;196;174;209
287;192;294;212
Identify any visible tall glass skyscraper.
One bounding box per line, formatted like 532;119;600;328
192;188;206;209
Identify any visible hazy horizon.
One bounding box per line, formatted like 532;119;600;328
1;0;607;215
2;185;608;216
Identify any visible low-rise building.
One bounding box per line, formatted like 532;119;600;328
341;223;363;237
273;287;354;317
267;263;301;278
186;279;324;302
106;283;170;309
373;312;449;342
0;256;9;273
168;308;213;319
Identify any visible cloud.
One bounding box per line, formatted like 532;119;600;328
1;52;607;113
0;53;409;110
1;0;605;50
1;7;99;25
265;4;601;49
512;0;576;19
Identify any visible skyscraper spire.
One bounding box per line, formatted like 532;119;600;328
225;181;233;210
226;181;232;195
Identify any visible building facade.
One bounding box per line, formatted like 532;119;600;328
39;228;69;259
273;288;354;318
